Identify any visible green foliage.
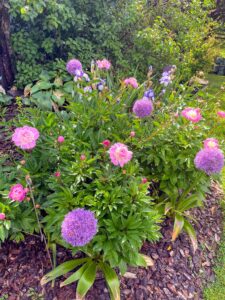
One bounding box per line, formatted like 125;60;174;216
8;0;216;87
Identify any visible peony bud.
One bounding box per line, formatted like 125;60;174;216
102;140;111;148
57;136;65;143
0;213;6;220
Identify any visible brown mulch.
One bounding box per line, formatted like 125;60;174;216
0;184;223;300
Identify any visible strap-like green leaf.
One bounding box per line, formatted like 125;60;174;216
183;219;198;253
99;262;120;300
76;261;97;299
60;262;89;287
41;258;89;285
172;214;184;241
177;194;199;212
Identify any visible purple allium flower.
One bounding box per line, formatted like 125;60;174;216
66;59;82;76
144;89;155;100
194;148;224;175
61;208;98;247
133;97;153;118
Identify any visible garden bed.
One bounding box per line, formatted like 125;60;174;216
0;184;223;300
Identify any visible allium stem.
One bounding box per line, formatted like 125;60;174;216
27;178;53;268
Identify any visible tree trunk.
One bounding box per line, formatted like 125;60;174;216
0;0;15;90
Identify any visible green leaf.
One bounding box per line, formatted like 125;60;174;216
177;194;199;212
60;262;89;287
172;214;184;241
76;261;97;299
135;253;147;267
41;258;89;285
99;262;120;300
183;219;198;253
31;81;52;94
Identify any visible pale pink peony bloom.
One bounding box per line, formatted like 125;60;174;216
80;154;86;161
0;213;5;220
217;111;225;118
124;77;138;89
9;184;27;202
102;140;111;148
54;171;61;177
181;108;202;123
57;136;65;143
141;178;148;184
12;126;39;150
109;143;133;167
130;131;135;137
96;59;111;70
203;138;219;149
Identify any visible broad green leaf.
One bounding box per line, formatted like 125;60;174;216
99;262;120;300
41;258;89;285
183;220;198;253
177;194;199;212
31;81;52;94
172;214;184;241
76;261;97;299
60;262;89;287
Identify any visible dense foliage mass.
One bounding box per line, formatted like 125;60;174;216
1;56;225;297
8;0;216;87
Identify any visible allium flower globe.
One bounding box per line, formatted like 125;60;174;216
96;59;111;70
203;138;219;149
109;143;133;167
9;184;27;202
181;108;202;123
12;126;39;150
61;208;98;247
194;148;224;175
124;77;138;89
133;97;153;118
66;59;82;75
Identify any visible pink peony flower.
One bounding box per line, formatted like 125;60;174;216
109;143;133;167
217;111;225;118
124;77;138;89
141;178;148;184
181;108;202;123
130;131;135;137
203;138;219;149
9;184;27;202
0;213;5;220
80;154;86;161
54;171;61;177
57;136;65;143
12;126;39;150
102;140;111;148
96;59;111;70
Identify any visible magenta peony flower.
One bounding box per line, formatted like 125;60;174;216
12;126;39;150
9;184;27;202
217;111;225;118
61;208;98;247
96;59;111;70
141;178;148;184
133;97;154;118
102;140;111;148
109;143;133;167
57;136;65;143
203;138;219;149
124;77;138;89
66;59;82;75
194;148;224;175
54;171;61;177
181;108;202;123
0;213;5;220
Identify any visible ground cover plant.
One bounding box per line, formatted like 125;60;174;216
1;57;225;298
